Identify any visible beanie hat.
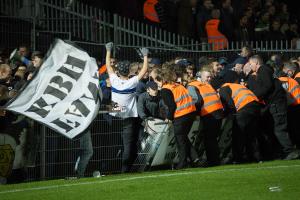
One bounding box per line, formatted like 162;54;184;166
117;61;130;76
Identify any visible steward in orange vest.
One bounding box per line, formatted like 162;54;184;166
219;71;262;163
187;80;223;166
205;9;228;51
162;83;196;118
188;80;223;116
143;0;160;23
278;77;300;106
160;67;196;169
278;76;300;148
294;71;300;85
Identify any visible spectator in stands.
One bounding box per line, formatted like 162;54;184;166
177;0;196;38
220;0;235;42
219;70;261;163
234;15;250;42
143;0;168;30
247;55;300;160
160;65;196;169
196;0;214;42
244;6;256;41
255;11;270;40
278;3;290;23
205;8;228;50
268;19;286;42
105;42;149;173
285;21;299;41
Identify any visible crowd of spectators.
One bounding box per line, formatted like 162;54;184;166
81;0;300;46
1;43;300;182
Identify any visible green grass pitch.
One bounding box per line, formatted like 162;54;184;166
1;160;300;200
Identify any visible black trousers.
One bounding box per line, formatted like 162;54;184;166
233;102;261;162
121;117;139;173
201;115;222;165
287;105;300;148
268;101;294;155
173;112;195;169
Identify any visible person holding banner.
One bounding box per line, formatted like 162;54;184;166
159;65;196;169
105;42;149;173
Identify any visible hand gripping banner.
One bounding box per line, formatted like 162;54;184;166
4;39;101;139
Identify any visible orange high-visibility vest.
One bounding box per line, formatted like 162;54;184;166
143;0;160;23
222;83;259;111
279;77;300;106
98;64;107;75
205;19;228;51
188;80;223;116
163;83;196;118
294;72;300;79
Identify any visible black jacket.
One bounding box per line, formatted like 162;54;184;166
137;92;162;120
247;65;286;104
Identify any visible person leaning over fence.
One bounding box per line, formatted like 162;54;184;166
187;68;224;167
219;70;262;163
137;81;162;122
247;55;300;160
105;42;149;173
158;65;196;169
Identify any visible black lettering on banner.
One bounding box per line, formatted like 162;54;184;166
87;82;99;104
26;97;56;118
65;55;86;71
65;99;90;117
51;118;81;133
58;66;82;81
44;76;72;100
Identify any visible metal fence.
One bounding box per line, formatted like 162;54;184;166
25;114;123;181
1;0;300;51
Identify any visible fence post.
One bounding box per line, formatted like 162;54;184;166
113;13;118;57
40;125;46;180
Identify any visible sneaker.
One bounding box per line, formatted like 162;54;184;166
284;150;300;160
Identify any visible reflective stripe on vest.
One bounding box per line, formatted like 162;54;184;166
163;83;196;118
294;72;300;79
279;77;300;106
222;83;259;111
188;81;223;116
205;19;228;51
143;0;160;23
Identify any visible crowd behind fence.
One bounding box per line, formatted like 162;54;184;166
1;41;300;182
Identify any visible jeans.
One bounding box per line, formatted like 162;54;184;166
121;117;139;172
76;129;93;177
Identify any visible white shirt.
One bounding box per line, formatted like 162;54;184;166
109;73;139;118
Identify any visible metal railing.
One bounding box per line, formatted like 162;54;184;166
1;1;300;51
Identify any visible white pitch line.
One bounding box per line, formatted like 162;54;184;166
1;164;300;195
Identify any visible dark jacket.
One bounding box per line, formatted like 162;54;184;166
137;91;162;120
247;65;286;104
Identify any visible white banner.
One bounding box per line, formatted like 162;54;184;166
5;39;100;139
135;118;200;168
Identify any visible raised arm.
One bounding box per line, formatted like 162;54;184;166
105;42;115;76
137;48;149;80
